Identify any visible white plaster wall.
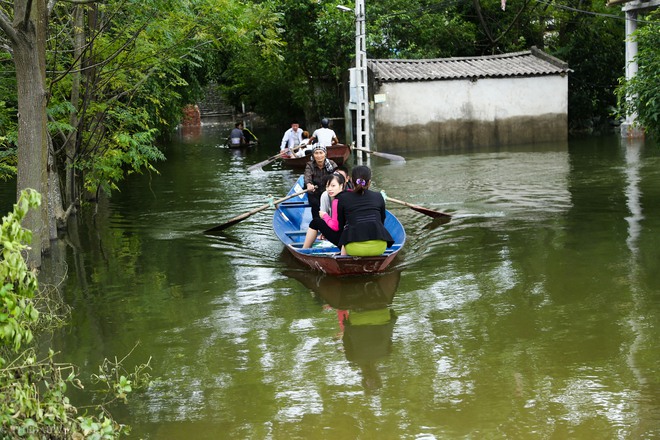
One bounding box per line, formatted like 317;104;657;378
374;76;568;126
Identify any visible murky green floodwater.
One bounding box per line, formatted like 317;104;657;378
3;126;659;439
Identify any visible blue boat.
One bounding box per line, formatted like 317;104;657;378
273;175;406;275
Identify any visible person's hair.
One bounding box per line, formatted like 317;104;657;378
351;165;371;195
235;122;242;128
302;130;309;139
323;172;346;188
321;118;329;128
336;165;350;178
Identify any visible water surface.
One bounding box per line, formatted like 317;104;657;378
4;127;659;439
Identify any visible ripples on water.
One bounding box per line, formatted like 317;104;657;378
9;130;657;439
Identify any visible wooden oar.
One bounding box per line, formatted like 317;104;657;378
247;145;304;172
204;189;310;233
351;145;406;162
247;151;286;172
386;195;451;219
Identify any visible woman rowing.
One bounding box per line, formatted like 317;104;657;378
304;145;337;219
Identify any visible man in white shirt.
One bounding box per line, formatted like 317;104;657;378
280;121;303;151
310;118;339;147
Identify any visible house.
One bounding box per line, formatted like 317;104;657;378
345;47;571;152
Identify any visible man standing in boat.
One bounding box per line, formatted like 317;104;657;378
310;118;339;147
280;120;303;152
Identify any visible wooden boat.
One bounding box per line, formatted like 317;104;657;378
280;143;351;168
273;175;406;276
226;128;259;148
226;139;258;149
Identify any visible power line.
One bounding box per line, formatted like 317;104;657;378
533;0;659;25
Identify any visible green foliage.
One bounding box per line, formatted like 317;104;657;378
77;103;164;196
616;10;660;138
37;0;286;203
548;1;625;131
0;190;152;438
368;0;477;58
0;98;18;181
0;189;40;356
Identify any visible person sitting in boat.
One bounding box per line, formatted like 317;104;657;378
309;118;338;147
336;165;394;256
320;166;351;216
335;165;353;191
242;126;258;145
294;131;313;158
302;172;346;248
304;145;338;219
280;120;303;153
228;122;246;146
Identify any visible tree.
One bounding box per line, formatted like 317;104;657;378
548;0;625;133
0;1;51;268
616;9;660;138
1;0;283;267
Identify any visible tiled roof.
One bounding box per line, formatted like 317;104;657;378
368;47;570;83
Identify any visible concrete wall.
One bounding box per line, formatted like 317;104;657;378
372;75;568;152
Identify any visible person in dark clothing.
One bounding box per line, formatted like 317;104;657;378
336;165;394;256
304;145;337;219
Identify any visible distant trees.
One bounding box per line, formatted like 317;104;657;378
225;0;627;133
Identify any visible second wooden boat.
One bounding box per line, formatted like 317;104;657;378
280;143;351;168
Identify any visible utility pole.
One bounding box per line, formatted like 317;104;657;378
355;0;370;154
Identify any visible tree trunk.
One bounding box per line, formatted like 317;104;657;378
12;0;53;268
65;5;84;207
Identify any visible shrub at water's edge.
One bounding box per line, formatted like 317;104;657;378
1;189;151;439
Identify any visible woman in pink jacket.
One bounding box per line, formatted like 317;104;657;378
302;173;346;248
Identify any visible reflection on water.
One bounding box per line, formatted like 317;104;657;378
3;129;659;439
286;270;401;392
624;139;643;257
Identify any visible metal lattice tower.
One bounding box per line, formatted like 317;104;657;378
355;0;369;153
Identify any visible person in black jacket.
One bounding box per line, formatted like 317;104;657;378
304;145;337;219
336;165;394;256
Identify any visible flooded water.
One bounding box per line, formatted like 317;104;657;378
3;126;659;439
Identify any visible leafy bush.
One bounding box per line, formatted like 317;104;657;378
1;190;151;439
616;10;660;138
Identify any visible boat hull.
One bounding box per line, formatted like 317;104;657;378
281;144;351;167
273;175;406;276
226;140;258;149
286;249;399;275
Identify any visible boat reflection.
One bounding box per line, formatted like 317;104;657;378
286;269;401;392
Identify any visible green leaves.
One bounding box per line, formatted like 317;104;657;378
616;9;660;138
0;190;41;356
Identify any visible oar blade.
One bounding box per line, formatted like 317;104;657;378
352;145;406;162
385;195;452;219
204;212;251;234
410;205;451;218
372;151;406;162
247;161;267;172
